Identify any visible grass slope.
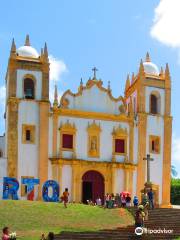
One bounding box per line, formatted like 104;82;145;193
0;200;133;240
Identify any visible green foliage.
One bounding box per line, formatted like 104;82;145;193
0;200;133;240
171;178;180;205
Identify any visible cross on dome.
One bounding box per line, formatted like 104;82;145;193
92;67;98;80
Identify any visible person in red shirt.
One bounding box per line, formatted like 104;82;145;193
2;227;9;240
63;188;69;208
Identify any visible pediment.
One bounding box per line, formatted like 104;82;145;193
60;79;126;115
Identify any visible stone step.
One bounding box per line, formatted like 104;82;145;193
55;235;179;240
148;214;180;216
56;231;180;236
60;233;180;238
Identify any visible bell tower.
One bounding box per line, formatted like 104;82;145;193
5;35;50;198
124;53;172;206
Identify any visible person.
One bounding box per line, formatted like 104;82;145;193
125;193;131;207
115;193;121;207
134;205;145;228
47;232;54;240
142;192;148;206
121;194;126;207
27;189;34;201
63;188;69;208
108;193;115;208
96;197;102;206
2;227;9;240
133;196;139;207
148;188;154;209
104;193;110;208
111;193;115;208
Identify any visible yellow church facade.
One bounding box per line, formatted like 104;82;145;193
0;36;172;207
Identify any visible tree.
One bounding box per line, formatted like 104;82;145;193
171;178;180;205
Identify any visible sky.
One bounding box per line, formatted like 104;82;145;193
0;0;180;176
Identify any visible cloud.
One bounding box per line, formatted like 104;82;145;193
172;134;180;177
49;55;67;103
49;55;67;82
150;0;180;48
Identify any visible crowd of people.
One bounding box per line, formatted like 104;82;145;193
86;188;154;211
104;192;132;208
87;192;137;208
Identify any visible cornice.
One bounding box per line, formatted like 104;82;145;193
52;108;133;123
49;157;137;170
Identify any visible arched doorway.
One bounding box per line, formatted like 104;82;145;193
82;170;104;204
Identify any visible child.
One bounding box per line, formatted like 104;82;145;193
63;188;69;208
133;196;139;207
2;227;9;240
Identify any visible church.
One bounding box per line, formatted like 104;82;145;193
0;35;172;207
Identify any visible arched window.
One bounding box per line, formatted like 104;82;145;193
24;78;35;99
150;92;160;114
150;94;157;114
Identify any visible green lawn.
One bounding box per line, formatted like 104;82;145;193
0;200;133;240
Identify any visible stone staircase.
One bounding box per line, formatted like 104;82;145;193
54;208;180;240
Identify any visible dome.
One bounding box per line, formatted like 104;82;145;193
17;45;39;58
143;62;159;75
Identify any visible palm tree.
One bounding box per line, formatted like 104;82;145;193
171;165;178;178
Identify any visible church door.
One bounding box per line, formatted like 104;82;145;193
82;170;104;204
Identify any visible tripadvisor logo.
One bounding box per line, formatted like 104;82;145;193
135;227;143;236
135;227;174;236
